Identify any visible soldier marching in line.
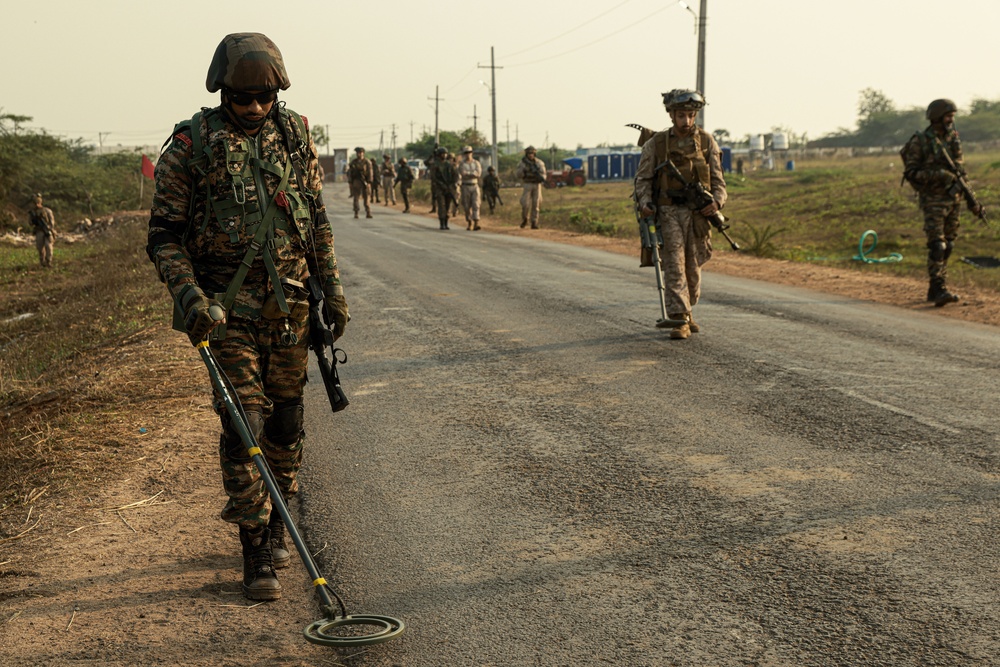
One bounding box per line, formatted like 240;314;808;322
427;151;438;214
368;156;381;204
348;147;373;219
634;89;727;340
515;146;546;229
449;153;461;218
457;146;483;230
482;166;501;214
380;154;396;206
146;33;349;600
28;193;56;267
429;146;457;230
901;99;985;307
394;157;414;213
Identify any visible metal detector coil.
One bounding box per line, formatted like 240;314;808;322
196;341;404;648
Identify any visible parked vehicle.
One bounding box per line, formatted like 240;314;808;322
544;157;587;188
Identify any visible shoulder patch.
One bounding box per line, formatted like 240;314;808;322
174;132;193;148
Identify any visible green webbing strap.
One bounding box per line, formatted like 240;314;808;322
219;159;294;314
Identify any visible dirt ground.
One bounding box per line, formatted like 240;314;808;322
2;201;998;667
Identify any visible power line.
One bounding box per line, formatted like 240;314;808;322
499;0;633;59
506;4;676;68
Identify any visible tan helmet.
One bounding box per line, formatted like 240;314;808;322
206;33;290;93
462;145;473;154
926;98;958;122
383;153;391;159
662;89;705;111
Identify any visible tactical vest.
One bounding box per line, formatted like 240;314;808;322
654;128;711;196
168;106;316;334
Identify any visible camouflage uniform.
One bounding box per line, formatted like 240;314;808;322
457;152;482;229
901;124;965;299
430;153;458;230
634;126;727;318
348;153;372;218
147;100;341;531
380;156;396;205
515;153;546;228
394;158;414;212
482;169;500;214
28;200;56;267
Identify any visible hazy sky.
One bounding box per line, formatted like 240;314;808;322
4;0;998;153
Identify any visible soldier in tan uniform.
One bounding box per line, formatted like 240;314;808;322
28;194;56;267
515;146;546;228
380;154;396;206
457;146;482;230
634;90;727;340
348;147;373;219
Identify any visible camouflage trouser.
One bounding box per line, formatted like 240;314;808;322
349;179;370;215
400;184;410;210
370;179;380;202
658;204;713;314
461;183;481;222
921;196;961;282
35;231;53;267
520;183;542;225
382;176;395;204
210;315;309;529
434;190;452;225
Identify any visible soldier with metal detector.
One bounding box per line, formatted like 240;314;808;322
633;89;728;339
147;33;350;602
901;98;988;307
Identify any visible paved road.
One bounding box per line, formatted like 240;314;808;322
298;195;1000;666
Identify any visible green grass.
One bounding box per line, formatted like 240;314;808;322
485;152;1000;293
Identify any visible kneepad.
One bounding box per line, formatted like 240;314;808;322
265;400;304;446
220;409;264;462
927;239;948;263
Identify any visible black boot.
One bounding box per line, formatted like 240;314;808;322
935;287;960;307
239;526;281;601
268;513;290;569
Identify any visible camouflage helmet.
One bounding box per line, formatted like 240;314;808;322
926;98;958;122
525;145;536;153
435;146;448;155
662;89;706;111
383;153;391;159
206;33;290;93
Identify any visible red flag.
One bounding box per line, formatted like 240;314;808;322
141;154;155;180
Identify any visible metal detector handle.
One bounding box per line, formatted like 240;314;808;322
195;342;341;616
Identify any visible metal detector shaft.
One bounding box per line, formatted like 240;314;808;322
646;219;669;323
196;342;340;617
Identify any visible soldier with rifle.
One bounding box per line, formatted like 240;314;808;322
901;98;987;307
28;193;56;267
429;146;457;230
515;146;546;228
633;89;727;340
394;156;414;213
483;166;502;214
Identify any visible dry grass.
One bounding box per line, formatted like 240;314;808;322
0;215;208;534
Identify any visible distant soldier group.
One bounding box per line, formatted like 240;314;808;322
345;147;416;219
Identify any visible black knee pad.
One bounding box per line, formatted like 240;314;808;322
927;239;947;263
220;409;264;462
265;400;304;447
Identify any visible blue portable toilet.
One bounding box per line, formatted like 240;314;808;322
593;154;610;180
623;153;639;180
721;146;733;173
610;154;623;179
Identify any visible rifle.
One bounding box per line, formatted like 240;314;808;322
933;136;989;225
306;275;349;413
656;158;741;251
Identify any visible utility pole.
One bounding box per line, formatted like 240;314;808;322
428;86;441;145
409;120;414;144
391;124;397;161
506;120;510;155
378;129;384;154
696;0;707;128
469;105;478;134
98;132;110;154
478;47;502;171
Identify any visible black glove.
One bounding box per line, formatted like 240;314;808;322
179;285;224;344
322;294;349;341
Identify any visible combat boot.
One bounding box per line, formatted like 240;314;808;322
354;211;359;219
268;513;290;569
934;287;960;307
520;218;528;228
688;315;700;333
366;212;373;219
531;223;539;229
668;313;691;340
239;526;281;601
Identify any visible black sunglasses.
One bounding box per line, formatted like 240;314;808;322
227;90;278;106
